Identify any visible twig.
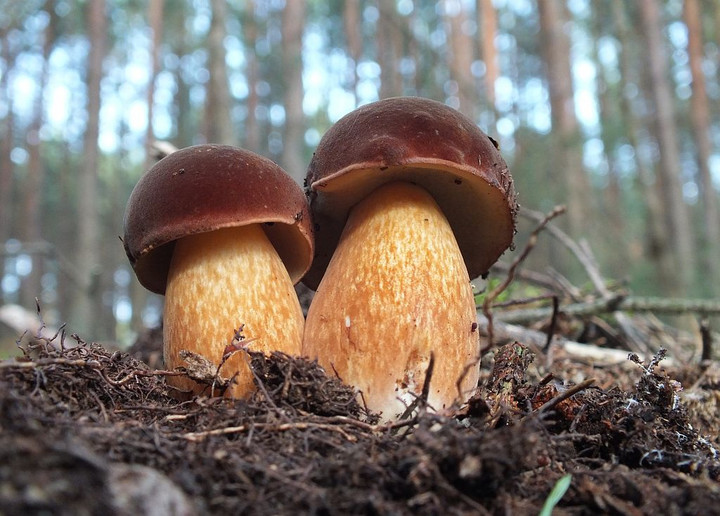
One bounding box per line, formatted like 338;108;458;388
699;318;713;363
399;352;435;420
0;357;184;386
181;414;419;442
520;208;653;354
481;205;566;351
543;296;560;352
490;262;567;295
491;293;558;309
495;296;720;324
520;207;606;292
533;378;596;415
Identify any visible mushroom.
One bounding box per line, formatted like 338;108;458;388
123;144;313;398
303;97;517;418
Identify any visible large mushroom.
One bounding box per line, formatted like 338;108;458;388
303;97;517;419
123;144;313;398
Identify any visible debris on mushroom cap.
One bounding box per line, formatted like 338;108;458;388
303;97;518;290
123;144;314;294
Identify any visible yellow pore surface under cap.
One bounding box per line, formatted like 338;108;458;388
164;224;303;398
303;181;480;419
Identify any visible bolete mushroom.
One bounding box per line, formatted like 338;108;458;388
303;97;517;418
123;144;313;398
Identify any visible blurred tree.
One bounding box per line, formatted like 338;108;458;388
0;22;16;298
639;0;696;295
590;2;629;278
445;0;475;115
144;0;164;163
343;0;362;104
205;0;235;144
243;1;261;153
280;0;306;182
1;0;719;340
611;0;672;293
20;4;56;310
376;1;403;98
70;0;107;335
130;0;165;334
537;0;593;240
684;0;719;297
477;0;498;122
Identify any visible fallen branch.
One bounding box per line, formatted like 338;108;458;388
475;315;676;367
493;296;720;324
0;304;58;341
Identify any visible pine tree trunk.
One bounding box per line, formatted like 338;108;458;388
611;0;674;294
0;25;16;305
20;5;55;310
131;0;164;333
537;0;592;240
684;0;720;296
444;0;475;115
477;0;499;123
639;0;696;295
205;0;235;144
343;0;362;104
171;1;192;148
244;2;260;153
376;0;403;98
70;0;106;336
589;2;628;278
281;0;306;183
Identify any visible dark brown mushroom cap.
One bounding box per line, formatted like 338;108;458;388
303;97;518;289
123;144;313;295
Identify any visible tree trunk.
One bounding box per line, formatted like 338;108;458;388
477;0;499;123
611;0;674;293
684;0;720;296
281;0;306;183
639;0;696;295
144;0;164;164
0;25;16;305
205;0;235;145
20;5;55;310
70;0;106;337
376;1;403;98
589;2;628;278
171;1;192;148
444;0;475;115
537;0;592;240
343;0;362;104
131;0;164;333
244;1;260;153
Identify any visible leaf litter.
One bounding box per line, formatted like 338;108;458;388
0;324;719;515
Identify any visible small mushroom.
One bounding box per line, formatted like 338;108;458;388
123;144;313;397
303;97;517;418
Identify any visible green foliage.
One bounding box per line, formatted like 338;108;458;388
539;474;572;516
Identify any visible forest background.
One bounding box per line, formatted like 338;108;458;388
0;0;718;345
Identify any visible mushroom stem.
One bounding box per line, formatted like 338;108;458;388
303;181;480;419
164;224;304;398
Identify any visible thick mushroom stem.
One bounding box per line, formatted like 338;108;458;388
303;181;480;419
164;224;304;398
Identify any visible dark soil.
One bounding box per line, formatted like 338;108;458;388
1;324;719;515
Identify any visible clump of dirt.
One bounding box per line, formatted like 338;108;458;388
1;329;719;515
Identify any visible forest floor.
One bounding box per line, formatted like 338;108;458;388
1;311;719;516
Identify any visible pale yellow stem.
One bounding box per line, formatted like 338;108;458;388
303;182;479;419
164;224;303;398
